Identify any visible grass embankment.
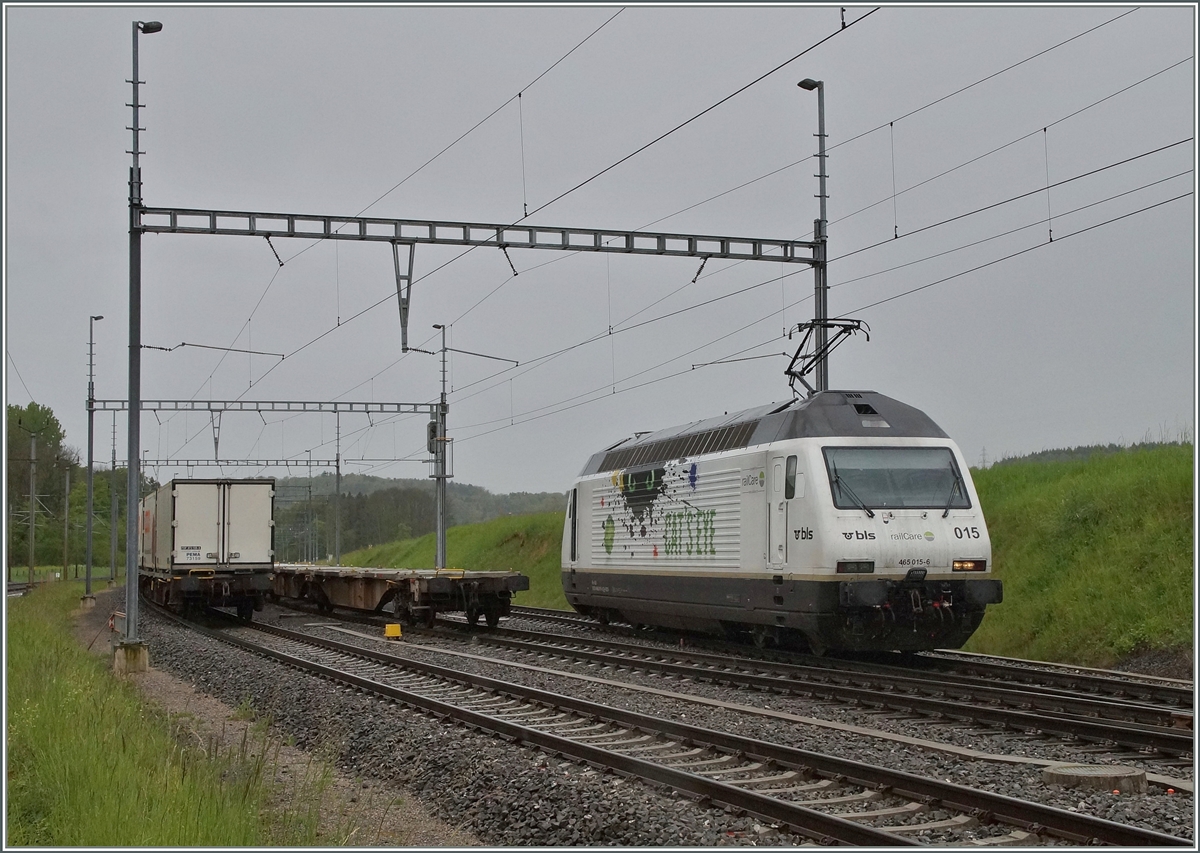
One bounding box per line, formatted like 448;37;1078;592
5;579;330;845
344;511;568;609
964;443;1194;666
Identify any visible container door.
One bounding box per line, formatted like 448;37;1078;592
173;482;221;567
769;455;787;566
224;481;275;565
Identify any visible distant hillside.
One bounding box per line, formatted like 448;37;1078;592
275;472;564;524
965;442;1193;666
269;473;563;561
987;440;1192;468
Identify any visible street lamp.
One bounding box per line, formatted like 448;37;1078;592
798;78;829;392
84;314;104;604
125;19;162;652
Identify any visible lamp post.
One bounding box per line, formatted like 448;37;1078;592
84;314;104;603
125;19;162;653
798;78;829;392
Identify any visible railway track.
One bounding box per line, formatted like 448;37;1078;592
155;602;1187;846
508;606;1193;712
429;622;1193;758
269;599;1194;763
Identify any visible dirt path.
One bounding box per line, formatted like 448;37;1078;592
73;586;479;847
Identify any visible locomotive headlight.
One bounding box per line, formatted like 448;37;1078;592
952;559;987;572
836;561;874;573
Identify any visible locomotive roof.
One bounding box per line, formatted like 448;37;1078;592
581;390;949;475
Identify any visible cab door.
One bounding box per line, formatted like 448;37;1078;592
769;455;787;566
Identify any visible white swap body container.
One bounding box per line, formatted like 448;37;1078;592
140;479;275;571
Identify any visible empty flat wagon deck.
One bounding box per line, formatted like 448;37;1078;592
271;564;529;627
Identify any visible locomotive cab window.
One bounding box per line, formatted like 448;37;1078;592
823;446;970;510
784;455;800;499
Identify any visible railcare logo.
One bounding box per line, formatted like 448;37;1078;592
889;531;936;542
741;471;765;488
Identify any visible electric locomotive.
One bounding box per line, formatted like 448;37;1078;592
561;389;1001;653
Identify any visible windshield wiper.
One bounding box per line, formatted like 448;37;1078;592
833;474;875;519
941;477;962;518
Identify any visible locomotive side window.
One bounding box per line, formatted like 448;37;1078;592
823;446;970;510
784;455;798;499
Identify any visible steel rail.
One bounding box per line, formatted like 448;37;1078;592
435;617;1192;752
508;606;1193;710
187;610;1188;846
464;625;1189;731
903;652;1194;708
170;613;908;845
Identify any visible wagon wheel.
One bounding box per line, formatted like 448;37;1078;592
237;600;255;622
484;605;500;629
423;606;437;628
466;605;481;627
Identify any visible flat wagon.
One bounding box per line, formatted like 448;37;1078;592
271;563;529;627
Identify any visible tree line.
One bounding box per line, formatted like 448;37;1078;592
6;402;567;572
6;402;154;577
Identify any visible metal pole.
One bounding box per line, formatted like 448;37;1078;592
334;413;341;566
110;412;118;583
798;78;829;392
28;435;36;586
435;325;447;570
63;468;70;578
126;20;143;642
125;19;161;642
85;314;103;596
814;81;829;392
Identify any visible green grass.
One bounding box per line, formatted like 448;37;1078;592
4;580;338;846
344;511;569;609
964;443;1194;666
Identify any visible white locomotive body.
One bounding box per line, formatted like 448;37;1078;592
561;390;1001;652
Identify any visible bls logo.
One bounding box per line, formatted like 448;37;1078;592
793;528;813;540
841;531;876;540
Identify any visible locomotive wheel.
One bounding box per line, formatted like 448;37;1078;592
805;633;827;657
748;623;777;652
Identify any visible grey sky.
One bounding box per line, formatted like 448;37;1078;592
4;4;1196;495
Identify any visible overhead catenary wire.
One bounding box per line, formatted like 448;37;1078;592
183;8;1154;416
6;350;37;403
441;142;1193;406
450;190;1192;443
523;8;878;220
163;153;1191;465
161;10;1183;470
